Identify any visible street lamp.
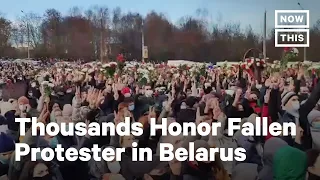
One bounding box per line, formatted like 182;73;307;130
141;20;145;62
21;10;30;59
297;2;307;61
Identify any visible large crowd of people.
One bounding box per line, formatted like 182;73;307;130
0;57;320;180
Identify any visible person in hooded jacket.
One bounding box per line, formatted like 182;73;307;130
278;71;320;149
273;146;307;180
0;132;15;177
258;137;289;180
306;149;320;180
307;109;320;150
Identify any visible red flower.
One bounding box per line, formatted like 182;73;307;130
117;54;125;63
284;47;291;52
110;63;116;68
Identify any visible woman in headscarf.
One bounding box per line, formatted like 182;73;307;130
273;146;307;180
307;110;320;150
258;137;289;180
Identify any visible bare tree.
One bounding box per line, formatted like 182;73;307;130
18;12;42;49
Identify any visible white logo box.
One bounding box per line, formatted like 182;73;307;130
275;29;309;47
275;10;309;29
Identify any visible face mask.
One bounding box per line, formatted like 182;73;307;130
128;104;135;111
48;137;59;148
107;161;121;174
33;174;52;180
312;122;320;129
0;155;9;164
256;84;262;89
145;90;153;97
292;101;300;110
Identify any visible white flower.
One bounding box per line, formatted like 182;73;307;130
31;82;37;88
48;83;54;87
81;68;88;72
41;81;49;85
88;69;95;74
102;64;110;68
174;73;180;78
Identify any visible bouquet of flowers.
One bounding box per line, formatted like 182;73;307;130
102;63;117;78
117;54;125;74
137;67;150;86
41;81;54;97
281;47;299;69
308;65;320;77
269;60;281;74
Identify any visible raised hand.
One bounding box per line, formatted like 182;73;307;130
244;85;251;100
86;86;94;103
113;84;119;100
165;94;173;112
264;88;271;104
195;107;203;125
75;86;81;103
148;106;156;123
96;90;105;107
114;111;121;125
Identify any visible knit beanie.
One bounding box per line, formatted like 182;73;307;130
121;87;131;97
0;132;15;153
18;96;29;105
281;91;297;107
308;110;320;124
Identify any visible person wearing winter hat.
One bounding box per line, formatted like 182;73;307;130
121;87;131;98
281;91;300;120
273;146;307;180
0;132;15;176
308;110;320;150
